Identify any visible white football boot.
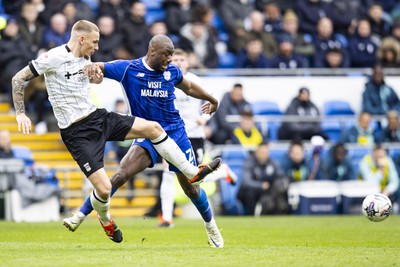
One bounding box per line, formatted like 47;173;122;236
63;212;86;232
204;218;224;248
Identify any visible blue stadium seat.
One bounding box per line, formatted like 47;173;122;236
219;160;244;215
12;146;34;166
218;52;237;68
266;121;281;141
211;13;227;33
142;0;163;9
145;9;166;25
269;148;287;163
251;100;282;115
348;147;370;173
323;100;355;116
321;121;342;142
221;147;248;161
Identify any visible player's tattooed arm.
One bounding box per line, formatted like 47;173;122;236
12;66;35;114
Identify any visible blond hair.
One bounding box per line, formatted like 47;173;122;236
72;20;99;34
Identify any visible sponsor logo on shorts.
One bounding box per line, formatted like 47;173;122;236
83;162;91;172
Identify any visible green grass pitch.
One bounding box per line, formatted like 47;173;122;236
0;216;399;267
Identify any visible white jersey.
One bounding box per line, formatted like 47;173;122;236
174;71;206;138
29;45;96;129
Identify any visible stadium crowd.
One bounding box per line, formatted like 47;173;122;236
0;0;400;217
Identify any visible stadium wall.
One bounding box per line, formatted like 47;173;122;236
91;76;400;114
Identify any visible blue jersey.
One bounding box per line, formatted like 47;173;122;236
104;58;185;131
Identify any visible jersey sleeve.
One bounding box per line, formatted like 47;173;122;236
104;60;131;82
29;51;59;77
171;64;183;85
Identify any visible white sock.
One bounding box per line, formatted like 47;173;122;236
151;132;198;178
160;170;175;222
90;190;110;224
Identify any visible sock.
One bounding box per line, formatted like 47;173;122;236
151;132;198;178
160;170;175;222
79;187;119;216
190;188;212;222
90;190;110;224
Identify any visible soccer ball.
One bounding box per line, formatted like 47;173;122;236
362;193;392;222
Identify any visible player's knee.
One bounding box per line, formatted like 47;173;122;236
145;121;163;139
96;183;111;199
183;186;199;199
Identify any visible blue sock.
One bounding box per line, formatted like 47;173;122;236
79;187;119;216
190;188;212;222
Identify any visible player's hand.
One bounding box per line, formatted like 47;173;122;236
201;101;218;115
16;113;32;135
83;63;103;83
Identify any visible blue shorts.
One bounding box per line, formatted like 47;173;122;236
132;127;197;173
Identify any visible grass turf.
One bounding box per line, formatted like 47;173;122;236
0;216;399;267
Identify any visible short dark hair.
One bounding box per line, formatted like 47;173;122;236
233;83;243;89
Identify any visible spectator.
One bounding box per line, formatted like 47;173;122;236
281;9;314;67
294;0;334;35
119;1;148;58
390;18;400;43
136;21;170;58
219;0;254;53
330;0;368;36
313;17;350;68
324;143;355;181
238;11;278;59
164;0;195;35
0;129;13;159
269;34;304;69
18;2;45;55
98;0;130;27
231;109;265;149
237;142;288;215
256;0;294;12
376;37;400;68
0;130;60;207
178;20;219;68
321;47;348;68
340;112;375;146
348;18;379;68
367;2;392;40
362;64;400;115
262;1;283;35
91;16;124;62
236;37;269;68
206;83;251;144
280;141;310;182
307;135;328;180
61;2;79;30
41;13;70;50
359;144;399;202
278;87;323;141
0;18;35;95
192;4;218;39
378;110;400;142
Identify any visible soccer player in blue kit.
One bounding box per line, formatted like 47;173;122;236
64;34;224;247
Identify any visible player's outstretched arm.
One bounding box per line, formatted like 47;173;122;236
176;77;219;115
12;66;35;135
83;63;104;84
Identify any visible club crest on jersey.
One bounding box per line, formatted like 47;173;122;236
163;71;171;81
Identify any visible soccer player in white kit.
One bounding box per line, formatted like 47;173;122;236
158;49;237;227
11;20;220;243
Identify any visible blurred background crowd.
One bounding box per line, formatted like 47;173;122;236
1;0;400;218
